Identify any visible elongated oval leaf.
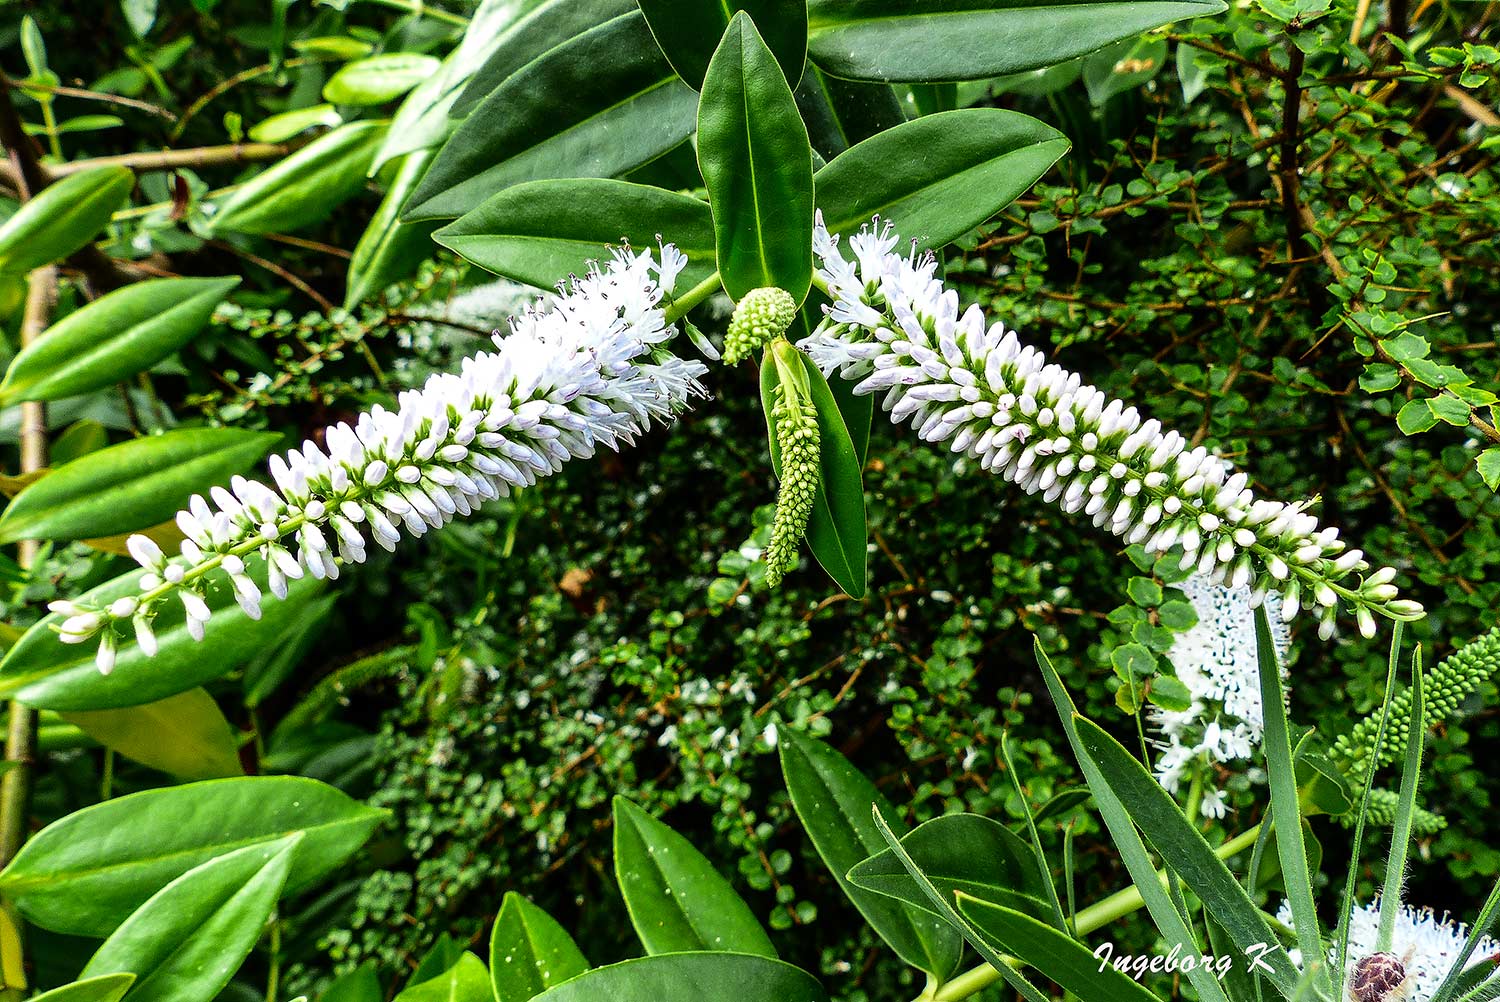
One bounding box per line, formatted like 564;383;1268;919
847;813;1053;922
639;0;807;89
396;953;491;1002
777;730;962;979
62;687;244;781
406;11;697;221
698;14;815;304
805;0;1226;83
0;277;240;405
323;963;382;1002
532;954;828;1002
26;975;136;1002
0;167;134;274
761;347;866;597
249;104;342;143
955;894;1168;1002
489;893;589;1002
346;149;437;307
793;68;905;162
0;428;277;543
613;797;777;958
0;553;324;710
211;121;386;235
815;109;1068;250
0;775;384;937
435;179;715;292
81;834;300;1000
324;54;440;105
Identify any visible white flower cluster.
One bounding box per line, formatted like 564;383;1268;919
51;246;707;673
1150;574;1290;818
801;214;1421;635
1279;898;1499;1002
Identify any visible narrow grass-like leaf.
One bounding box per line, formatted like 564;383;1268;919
999;731;1068;930
1254;607;1324;988
1377;645;1426;953
1033;639;1232;1002
1430;875;1500;1002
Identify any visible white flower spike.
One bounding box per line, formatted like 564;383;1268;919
801;212;1420;634
61;245;706;670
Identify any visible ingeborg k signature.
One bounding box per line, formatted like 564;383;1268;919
1093;941;1280;980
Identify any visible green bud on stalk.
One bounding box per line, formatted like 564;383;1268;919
724;287;797;365
765;340;820;587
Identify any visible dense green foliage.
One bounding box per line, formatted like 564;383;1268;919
0;1;1496;1001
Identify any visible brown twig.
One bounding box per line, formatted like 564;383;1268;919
3;74;176;121
51;142;293;177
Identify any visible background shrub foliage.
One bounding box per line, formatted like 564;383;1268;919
0;0;1495;1000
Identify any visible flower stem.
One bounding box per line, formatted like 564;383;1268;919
663;272;723;324
929;823;1264;1002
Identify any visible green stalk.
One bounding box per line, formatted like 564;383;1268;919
931;824;1263;1002
663;271;724;325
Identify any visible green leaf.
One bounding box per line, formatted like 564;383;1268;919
531;954;828;1002
25;975;136;1002
1083;37;1168;105
639;0;807;89
846;813;1053;922
612;796;777;958
1429;393;1472;427
0;428;276;543
0;775;383;937
324;54;441;105
345;150;438;308
322;963;382;1002
1396;398;1439;434
489;893;589;1002
804;0;1224;82
956;894;1168;1002
1032;640;1232;1002
698;13;815;304
1127;576;1163;606
0;276;240;405
410;935;469;986
1477;447;1500;491
80;834;300;999
0;553;325;710
1376;646;1426;953
1146;674;1193;712
435;179;716;292
211;121;386;235
396;954;491;1002
761;347;867;597
0;167;134;275
406;10;697;221
248;104;342;143
777;730;963;979
122;0;158;36
1071;714;1301;996
794;68;906;162
1110;642;1156;679
61;687;243;781
814;109;1068;252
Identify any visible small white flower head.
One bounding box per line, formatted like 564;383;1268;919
66;245;706;668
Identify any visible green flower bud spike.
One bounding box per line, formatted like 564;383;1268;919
724;286;798;365
764;340;820;587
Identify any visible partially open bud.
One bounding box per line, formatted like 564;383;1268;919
764;342;820;587
1349;953;1409;1002
724;287;798;365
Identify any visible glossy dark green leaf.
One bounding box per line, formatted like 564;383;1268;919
777;730;962;979
80;834;300;1000
639;0;807;89
847;813;1053;922
489;893;589;1002
396;953;491;1002
0;277;239;405
0;775;383;937
1083;37;1168;105
25;975;136;1002
211;121;385;235
531;954;828;1002
0;554;325;711
410;935;469;986
435;179;716;292
345;150;437;308
322;962;381;1002
956;894;1168;1002
0;167;134;274
324;54;440;105
815;109;1067;251
1072;716;1301;995
0;428;277;543
793;68;905;162
406;10;697;221
698;13;815;303
62;687;243;780
613;796;776;958
761;345;866;596
805;0;1225;82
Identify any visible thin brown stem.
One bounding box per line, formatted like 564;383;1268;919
3;74;177;121
52;142;293;177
